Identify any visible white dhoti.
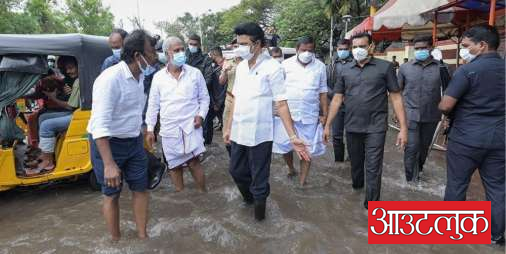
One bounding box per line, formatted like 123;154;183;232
161;127;205;169
272;117;325;156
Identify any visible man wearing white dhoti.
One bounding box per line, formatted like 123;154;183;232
145;36;210;192
273;36;328;186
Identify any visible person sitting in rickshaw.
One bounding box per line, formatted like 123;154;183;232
25;56;80;176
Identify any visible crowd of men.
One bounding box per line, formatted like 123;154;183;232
87;23;504;245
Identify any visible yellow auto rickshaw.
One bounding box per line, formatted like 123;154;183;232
0;34;114;191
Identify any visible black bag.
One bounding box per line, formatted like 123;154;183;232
146;150;166;190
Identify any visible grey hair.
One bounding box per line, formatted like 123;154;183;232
162;36;184;53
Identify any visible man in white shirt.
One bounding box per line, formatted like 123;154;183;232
145;37;210;192
87;30;158;241
273;36;328;186
223;22;310;221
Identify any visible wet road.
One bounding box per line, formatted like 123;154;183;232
0;130;503;254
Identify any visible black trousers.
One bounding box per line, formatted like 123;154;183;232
229;141;272;201
332;107;347;162
403;121;438;181
203;105;215;145
346;132;386;207
444;139;505;239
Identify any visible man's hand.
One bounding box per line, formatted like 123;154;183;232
194;116;203;128
396;128;408;150
291;137;311;161
319;115;327;126
42;90;57;100
223;61;232;72
223;128;231;144
145;131;156;150
63;85;72;95
323;126;331;144
104;162;122;188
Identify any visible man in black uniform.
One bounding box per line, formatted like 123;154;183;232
324;33;408;209
327;39;353;162
398;35;447;182
186;34;215;145
439;25;505;245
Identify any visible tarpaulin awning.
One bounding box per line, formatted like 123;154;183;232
373;0;450;30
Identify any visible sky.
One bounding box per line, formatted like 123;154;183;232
101;0;241;36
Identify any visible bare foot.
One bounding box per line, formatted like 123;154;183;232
138;232;148;240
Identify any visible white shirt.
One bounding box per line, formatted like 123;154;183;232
282;56;328;124
87;61;145;139
145;64;210;137
231;51;287;147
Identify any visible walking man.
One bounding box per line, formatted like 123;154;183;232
223;22;309;221
272;36;327;186
324;33;408;209
439;25;505;245
398;35;446;182
145;36;210;192
87;30;158;241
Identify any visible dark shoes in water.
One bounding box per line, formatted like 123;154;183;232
254;200;266;221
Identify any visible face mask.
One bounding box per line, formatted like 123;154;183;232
337;50;350;60
431;48;443;61
414;49;430;61
188;45;199;54
112;48;122;58
137;54;157;76
158;52;167;65
297;51;314;64
274;57;283;63
352;47;369;62
236;45;254;60
48;61;55;69
172;52;186;67
459;48;476;62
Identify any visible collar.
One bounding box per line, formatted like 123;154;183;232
248;49;270;70
413;57;439;67
120;61;135;80
352;57;376;68
166;64;187;79
472;52;501;62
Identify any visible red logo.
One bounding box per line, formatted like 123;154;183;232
368;201;491;244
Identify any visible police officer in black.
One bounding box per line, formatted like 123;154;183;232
398;35;447;182
439;25;505;245
327;39;353;162
325;33;408;209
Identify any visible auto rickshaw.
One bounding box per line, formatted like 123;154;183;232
0;34;164;192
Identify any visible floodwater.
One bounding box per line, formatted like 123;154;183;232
0;130;504;254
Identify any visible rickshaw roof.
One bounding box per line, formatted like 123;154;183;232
0;33;112;110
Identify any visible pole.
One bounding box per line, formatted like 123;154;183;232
330;15;334;60
432;12;438;45
489;0;497;26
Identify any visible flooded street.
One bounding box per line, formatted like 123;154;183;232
0;130;504;254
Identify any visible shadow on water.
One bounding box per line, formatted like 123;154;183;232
0;130;502;254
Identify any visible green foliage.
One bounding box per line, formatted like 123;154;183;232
0;0;114;35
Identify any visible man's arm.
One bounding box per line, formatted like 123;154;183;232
439;67;469;115
390;92;408;148
202;57;215;86
223;97;234;144
439;96;458;115
323;93;343;143
196;71;211;127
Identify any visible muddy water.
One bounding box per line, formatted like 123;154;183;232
0;130;503;254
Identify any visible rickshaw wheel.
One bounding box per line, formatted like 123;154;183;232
88;171;100;191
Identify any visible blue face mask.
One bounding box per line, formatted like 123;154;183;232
414;49;430;61
137;55;157;76
112;48;121;58
172;52;186;67
337;50;350;59
188;46;199;54
157;52;167;65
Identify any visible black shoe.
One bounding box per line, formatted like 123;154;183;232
237;185;254;205
254;200;266;221
364;201;368;210
492;235;505;246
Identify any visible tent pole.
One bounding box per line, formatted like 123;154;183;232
489;0;497;26
432;11;438;45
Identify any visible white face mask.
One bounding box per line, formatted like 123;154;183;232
459;48;477;62
297;51;314;64
352;47;369;62
235;45;254;60
274;57;283;63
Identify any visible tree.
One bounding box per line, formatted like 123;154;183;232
26;0;69;33
65;0;114;36
274;0;329;51
155;12;200;41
